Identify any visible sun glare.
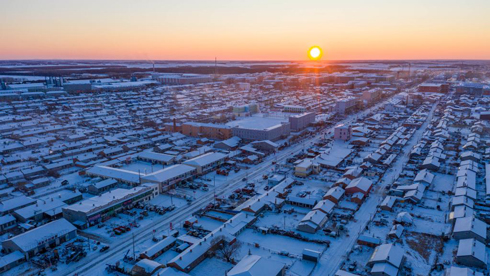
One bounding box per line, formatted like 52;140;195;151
308;46;323;61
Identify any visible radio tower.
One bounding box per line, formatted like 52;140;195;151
214;57;218;76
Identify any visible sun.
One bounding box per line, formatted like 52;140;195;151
308;46;323;61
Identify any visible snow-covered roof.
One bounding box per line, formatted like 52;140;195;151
227;254;285;276
456;238;487;263
444;266;483;276
87;165;141;184
0;251;24;268
0;196;36;215
346;177;372;193
4;218;76;252
63;186;151;214
183;152;227;167
142;236;176;258
142;164;196;183
413;169;435;184
138;151;175;163
368;243;404;268
133;258;163;274
453;216;487;240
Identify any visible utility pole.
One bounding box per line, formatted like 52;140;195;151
213;175;216;205
132;233;136;261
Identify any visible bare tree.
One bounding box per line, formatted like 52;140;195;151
211;236;242;263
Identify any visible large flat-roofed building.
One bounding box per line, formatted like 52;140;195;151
2;218;77;259
86;165;141;185
181;122;232;140
183;152;227;175
283;105;306;113
62;185;157;228
142;164;197;191
456;82;488;96
153;73;212;85
227;116;290;141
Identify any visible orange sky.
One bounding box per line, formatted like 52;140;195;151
1;0;490;60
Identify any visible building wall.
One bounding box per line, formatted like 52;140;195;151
334;126;351;141
232;123;290;141
289;112;315;131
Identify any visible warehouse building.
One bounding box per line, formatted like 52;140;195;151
142;164;197;192
183;152;227;175
62;184;157;228
2;218;77;259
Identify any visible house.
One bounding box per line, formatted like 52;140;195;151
302;249;321;262
380;196;397;212
421;156;441;171
343;166;363;180
214;137;241;151
460;151;481;163
323;187;345;204
251;140;279;153
131;258;165;276
297;210;328;233
456;239;487;269
334;178;351;189
345;177;373;196
139;236;177;260
294;159;319;177
388;224;404;239
313;199;335;215
453;216;487;243
357;235;382;248
413;169;435;185
226;254;285;276
368;243;405;276
286;197;317;209
351;192;365;204
444;266;483;276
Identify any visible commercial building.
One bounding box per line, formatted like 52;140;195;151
2;218;77;259
62;185;157;228
283;105;306;113
142;164;197;192
153;74;212;85
456;82;489;96
183;152;227;175
227;117;290;142
181;122;232;140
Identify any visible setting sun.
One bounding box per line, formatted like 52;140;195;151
308;46;323;61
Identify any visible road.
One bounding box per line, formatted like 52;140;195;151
312;102;437;276
62;94;404;276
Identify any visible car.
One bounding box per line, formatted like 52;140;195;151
100;246;110;252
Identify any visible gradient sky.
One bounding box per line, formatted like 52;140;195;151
1;0;490;61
